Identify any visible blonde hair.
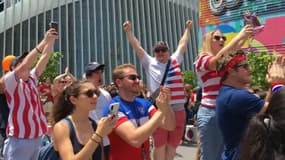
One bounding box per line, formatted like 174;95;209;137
201;29;219;54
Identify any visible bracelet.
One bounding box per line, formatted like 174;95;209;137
35;47;42;53
271;82;284;92
90;137;100;144
94;132;103;139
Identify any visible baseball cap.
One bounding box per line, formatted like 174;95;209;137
9;52;29;71
2;55;16;72
153;41;169;53
84;62;105;75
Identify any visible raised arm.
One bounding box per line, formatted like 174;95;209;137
123;21;146;60
260;56;285;114
34;29;58;77
208;25;254;70
115;109;164;148
15;29;57;80
175;20;193;55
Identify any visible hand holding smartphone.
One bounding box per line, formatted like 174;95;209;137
49;21;58;34
109;102;119;118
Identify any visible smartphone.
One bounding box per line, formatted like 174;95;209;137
109;102;120;117
49;21;58;32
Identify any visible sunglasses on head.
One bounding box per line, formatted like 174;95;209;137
213;35;226;41
121;74;141;81
154;48;168;53
80;89;100;98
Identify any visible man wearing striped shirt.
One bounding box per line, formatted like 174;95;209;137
123;20;192;160
0;29;57;160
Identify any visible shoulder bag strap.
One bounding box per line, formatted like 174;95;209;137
160;59;171;86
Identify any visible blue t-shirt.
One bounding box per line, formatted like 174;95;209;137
216;85;264;160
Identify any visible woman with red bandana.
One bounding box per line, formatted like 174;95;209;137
195;25;253;160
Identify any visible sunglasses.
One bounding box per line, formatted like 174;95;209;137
59;80;67;84
213;35;226;41
235;63;249;70
154;48;168;53
80;89;100;98
121;74;141;81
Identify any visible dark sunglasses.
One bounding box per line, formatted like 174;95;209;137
80;89;100;98
235;63;249;69
59;80;67;84
154;48;168;53
121;74;141;81
213;35;226;41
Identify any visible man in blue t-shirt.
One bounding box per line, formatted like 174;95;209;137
215;50;283;160
102;64;175;160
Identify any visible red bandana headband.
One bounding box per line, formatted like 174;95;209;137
218;55;246;77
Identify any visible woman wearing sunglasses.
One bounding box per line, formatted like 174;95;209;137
51;80;116;160
194;25;254;160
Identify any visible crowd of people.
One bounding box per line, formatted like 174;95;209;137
0;18;285;160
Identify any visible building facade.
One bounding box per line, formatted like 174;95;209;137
0;0;199;83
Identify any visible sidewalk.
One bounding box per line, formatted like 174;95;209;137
175;141;198;160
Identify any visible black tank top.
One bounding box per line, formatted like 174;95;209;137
63;118;102;160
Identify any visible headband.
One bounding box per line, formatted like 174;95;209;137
218;55;246;77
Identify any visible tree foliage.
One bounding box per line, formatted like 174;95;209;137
39;52;63;82
247;51;275;90
182;70;197;88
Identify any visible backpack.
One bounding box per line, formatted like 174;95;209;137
37;143;60;160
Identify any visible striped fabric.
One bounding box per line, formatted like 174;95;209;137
4;70;47;139
166;59;186;105
195;53;221;108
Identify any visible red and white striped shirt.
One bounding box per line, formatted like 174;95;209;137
195;53;221;108
4;69;47;139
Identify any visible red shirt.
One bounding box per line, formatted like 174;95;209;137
38;83;53;102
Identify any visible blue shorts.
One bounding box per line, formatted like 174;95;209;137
3;136;42;160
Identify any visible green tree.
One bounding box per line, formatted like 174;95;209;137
39;52;63;82
182;70;198;88
247;51;275;90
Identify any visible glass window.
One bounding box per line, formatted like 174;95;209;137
22;20;29;52
0;32;4;57
67;3;74;65
75;1;82;76
5;28;12;54
30;16;37;48
14;24;20;54
0;0;4;12
38;13;45;41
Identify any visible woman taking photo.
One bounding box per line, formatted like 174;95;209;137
52;80;116;160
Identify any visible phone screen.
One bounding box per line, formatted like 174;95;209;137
109;102;119;117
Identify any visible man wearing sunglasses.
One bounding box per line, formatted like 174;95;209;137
103;64;175;160
123;20;192;160
215;51;285;160
84;61;112;160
